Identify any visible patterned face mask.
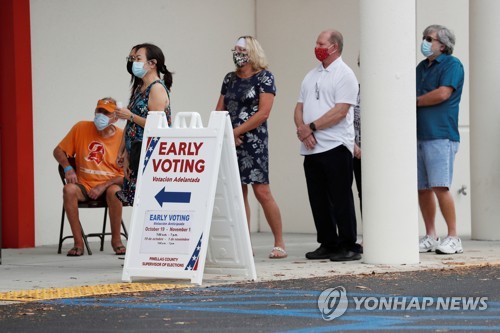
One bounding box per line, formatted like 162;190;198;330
314;44;335;62
232;51;249;67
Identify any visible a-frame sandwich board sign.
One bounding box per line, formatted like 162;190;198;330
122;111;256;285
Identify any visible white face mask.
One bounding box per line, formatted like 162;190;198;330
94;113;111;131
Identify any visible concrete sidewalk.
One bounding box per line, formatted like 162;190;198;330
1;232;499;294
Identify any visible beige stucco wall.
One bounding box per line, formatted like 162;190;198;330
256;0;361;233
257;0;471;237
416;0;471;237
31;0;471;246
31;0;256;245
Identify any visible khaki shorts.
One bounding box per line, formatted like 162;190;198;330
75;184;105;201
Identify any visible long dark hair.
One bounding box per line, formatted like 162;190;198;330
136;43;173;90
129;44;143;102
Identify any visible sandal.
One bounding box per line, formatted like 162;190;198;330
269;246;287;259
113;245;126;255
67;247;84;257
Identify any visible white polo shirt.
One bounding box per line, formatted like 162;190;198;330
298;57;358;155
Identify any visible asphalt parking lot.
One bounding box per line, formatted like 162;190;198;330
1;265;498;333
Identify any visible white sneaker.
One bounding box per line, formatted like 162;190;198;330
436;236;464;254
419;235;440;253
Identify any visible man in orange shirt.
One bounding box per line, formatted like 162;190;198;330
53;97;125;256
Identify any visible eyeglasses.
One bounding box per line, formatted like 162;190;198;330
422;36;439;43
315;82;320;100
231;48;247;53
126;56;137;62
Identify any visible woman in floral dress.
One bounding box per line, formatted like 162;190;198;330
115;43;173;207
215;36;286;259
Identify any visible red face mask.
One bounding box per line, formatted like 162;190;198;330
314;44;334;62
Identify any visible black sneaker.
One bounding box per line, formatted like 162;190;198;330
355;243;363;254
330;249;362;262
305;246;336;260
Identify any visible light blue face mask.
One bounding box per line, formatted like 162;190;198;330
421;40;433;57
132;61;148;78
94;113;111;131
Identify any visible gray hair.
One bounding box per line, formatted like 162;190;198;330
423;24;455;55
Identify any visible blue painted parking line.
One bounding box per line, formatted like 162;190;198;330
45;287;500;332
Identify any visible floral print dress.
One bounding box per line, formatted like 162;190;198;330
220;70;276;184
120;80;171;204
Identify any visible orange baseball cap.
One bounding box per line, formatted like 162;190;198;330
96;99;117;113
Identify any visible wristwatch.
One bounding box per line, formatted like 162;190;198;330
309;122;317;132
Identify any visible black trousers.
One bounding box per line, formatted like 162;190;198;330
353;156;362;214
304;145;359;252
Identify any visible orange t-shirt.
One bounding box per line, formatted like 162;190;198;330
58;121;124;192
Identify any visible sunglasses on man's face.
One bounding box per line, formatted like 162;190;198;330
422;36;439;43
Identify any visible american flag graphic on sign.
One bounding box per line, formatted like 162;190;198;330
185;233;203;271
142;137;160;174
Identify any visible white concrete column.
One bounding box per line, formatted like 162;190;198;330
470;1;500;240
360;0;419;264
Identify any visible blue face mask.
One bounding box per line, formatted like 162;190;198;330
132;61;148;78
421;40;433;57
94;113;111;131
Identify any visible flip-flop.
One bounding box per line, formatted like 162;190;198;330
67;247;84;257
113;245;126;255
269;246;287;259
